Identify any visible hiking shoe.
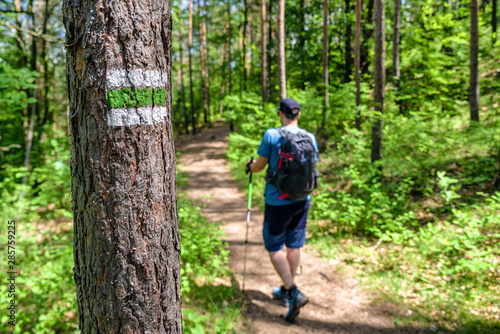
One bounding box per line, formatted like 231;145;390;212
272;286;289;307
285;289;308;322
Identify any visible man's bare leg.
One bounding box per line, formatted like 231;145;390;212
287;247;300;278
269;250;294;289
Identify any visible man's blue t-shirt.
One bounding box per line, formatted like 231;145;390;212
257;125;319;206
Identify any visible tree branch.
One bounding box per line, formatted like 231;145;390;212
0;20;61;43
0;8;31;14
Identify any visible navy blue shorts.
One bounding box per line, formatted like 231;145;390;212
262;200;309;252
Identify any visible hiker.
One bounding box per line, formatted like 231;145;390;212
246;98;319;322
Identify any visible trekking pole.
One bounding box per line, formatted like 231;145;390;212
242;156;253;292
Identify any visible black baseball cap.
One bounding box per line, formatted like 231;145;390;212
277;98;301;115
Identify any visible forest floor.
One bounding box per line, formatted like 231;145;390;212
177;121;428;334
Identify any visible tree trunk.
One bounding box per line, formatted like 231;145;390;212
297;0;306;89
219;44;226;114
246;0;252;84
14;0;27;66
361;0;374;75
470;0;480;122
63;0;182;332
277;0;286;100
242;0;249;91
345;0;353;82
372;0;385;163
493;0;497;44
227;0;233;94
227;0;234;131
24;0;38;184
323;0;329;118
179;27;189;134
392;0;401;111
198;0;210;124
40;0;52;126
188;0;197;134
22;105;35;185
261;0;269;102
268;0;274;86
355;0;362;130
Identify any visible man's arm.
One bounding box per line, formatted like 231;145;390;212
248;155;268;173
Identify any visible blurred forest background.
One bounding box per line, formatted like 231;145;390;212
0;0;499;332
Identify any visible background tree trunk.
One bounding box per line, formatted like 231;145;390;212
392;0;401;111
219;44;226;114
372;0;385;163
242;0;249;91
323;0;329;119
277;0;286;100
179;26;189;134
361;0;374;75
355;0;362;130
227;0;234;131
227;0;233;94
198;0;210;124
188;0;197;133
63;0;182;332
470;0;480;122
297;0;306;90
345;0;353;83
261;0;269;102
14;0;27;66
23;0;38;185
246;0;252;85
493;0;497;44
268;0;275;93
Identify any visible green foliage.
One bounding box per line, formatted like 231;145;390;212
0;129;72;223
0;63;38;113
178;197;230;294
0;222;77;333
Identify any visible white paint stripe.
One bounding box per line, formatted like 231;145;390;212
106;69;169;89
108;106;168;127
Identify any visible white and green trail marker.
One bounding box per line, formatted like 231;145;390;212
106;69;169;127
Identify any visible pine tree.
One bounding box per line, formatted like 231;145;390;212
63;0;182;331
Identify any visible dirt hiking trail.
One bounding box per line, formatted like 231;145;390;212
177;122;426;334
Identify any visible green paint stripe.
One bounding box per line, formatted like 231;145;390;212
107;88;167;109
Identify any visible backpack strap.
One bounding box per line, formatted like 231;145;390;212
277;127;287;144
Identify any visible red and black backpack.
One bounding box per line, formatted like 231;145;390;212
266;128;319;201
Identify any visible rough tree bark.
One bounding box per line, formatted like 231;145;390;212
470;0;480;122
323;0;329;117
372;0;385;163
63;0;182;332
355;0;362;130
179;26;189;134
392;0;401;111
261;0;269;102
277;0;286;100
